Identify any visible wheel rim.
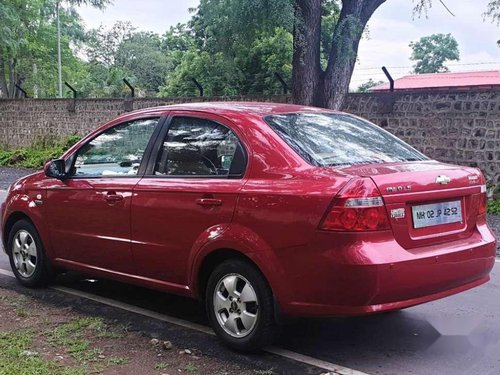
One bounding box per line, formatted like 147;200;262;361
12;230;37;278
213;273;259;338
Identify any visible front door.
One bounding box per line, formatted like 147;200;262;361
45;117;160;273
131;113;248;287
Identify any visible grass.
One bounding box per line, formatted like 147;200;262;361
0;135;80;169
184;362;198;373
46;317;109;363
0;329;84;375
155;362;169;370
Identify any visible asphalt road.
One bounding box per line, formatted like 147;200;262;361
0;189;499;375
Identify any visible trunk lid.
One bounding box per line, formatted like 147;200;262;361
337;161;484;250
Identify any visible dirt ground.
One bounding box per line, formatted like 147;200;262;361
0;287;274;375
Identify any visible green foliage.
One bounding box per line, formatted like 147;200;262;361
488;199;500;215
357;78;383;92
0;135;80;169
409;33;460;74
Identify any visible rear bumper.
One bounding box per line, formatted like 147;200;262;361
285;274;490;316
276;222;496;317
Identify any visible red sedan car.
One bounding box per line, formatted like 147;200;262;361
1;103;496;351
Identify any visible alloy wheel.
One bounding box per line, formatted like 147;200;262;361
213;273;259;338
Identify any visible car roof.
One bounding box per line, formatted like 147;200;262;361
122;101;335;120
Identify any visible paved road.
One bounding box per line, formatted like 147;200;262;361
0;189;499;375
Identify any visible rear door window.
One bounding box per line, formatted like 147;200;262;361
265;113;427;166
154;117;245;177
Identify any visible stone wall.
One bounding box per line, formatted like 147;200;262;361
0;95;290;148
0;90;499;185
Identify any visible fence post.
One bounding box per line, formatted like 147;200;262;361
123;78;135;112
191;78;204;97
64;82;77;112
14;84;28;98
274;72;289;95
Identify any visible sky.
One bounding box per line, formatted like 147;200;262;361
77;0;500;90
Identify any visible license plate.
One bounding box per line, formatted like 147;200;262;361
411;200;462;229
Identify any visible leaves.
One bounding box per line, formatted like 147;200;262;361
409;33;460;74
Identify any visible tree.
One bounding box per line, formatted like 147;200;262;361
357;78;383;92
292;0;499;109
409;33;459;74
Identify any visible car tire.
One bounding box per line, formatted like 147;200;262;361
206;259;277;352
7;219;53;287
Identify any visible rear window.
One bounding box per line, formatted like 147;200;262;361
265;112;428;166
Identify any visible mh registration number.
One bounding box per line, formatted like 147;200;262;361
411;200;462;229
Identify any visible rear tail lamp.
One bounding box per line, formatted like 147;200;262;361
320;178;390;231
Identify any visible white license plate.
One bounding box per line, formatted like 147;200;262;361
411;200;462;229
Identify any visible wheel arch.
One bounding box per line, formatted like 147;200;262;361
2;211;34;251
196;248;266;301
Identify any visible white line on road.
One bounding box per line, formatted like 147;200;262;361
0;267;368;375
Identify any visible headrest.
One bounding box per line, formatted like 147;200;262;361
167;143;203;162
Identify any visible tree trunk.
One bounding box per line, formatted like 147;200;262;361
323;0;386;109
291;0;386;109
0;52;9;98
292;0;322;106
8;57;17;99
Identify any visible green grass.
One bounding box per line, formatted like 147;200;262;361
0;329;84;375
184;362;198;373
0;135;80;169
46;317;107;363
155;362;169;370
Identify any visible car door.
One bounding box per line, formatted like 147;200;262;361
45;117;162;273
131;112;248;287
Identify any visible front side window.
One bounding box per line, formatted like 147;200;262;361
154;117;243;177
71;118;159;177
265;113;428;166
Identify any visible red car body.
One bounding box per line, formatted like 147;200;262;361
1;102;497;317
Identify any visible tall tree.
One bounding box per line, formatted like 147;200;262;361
409;33;459;73
293;0;499;109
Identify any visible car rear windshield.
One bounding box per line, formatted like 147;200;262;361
265;112;428;166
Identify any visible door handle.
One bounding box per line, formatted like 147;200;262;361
196;198;222;207
104;193;124;203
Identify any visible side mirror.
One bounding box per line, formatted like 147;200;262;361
44;159;67;180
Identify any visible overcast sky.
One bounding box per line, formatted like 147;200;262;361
78;0;500;90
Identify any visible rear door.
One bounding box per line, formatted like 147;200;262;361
131;112;247;287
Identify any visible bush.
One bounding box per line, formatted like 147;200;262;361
488;199;500;215
0;135;80;169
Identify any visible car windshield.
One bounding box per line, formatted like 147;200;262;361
265;112;428;166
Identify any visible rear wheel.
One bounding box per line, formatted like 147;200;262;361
7;219;53;287
206;259;277;352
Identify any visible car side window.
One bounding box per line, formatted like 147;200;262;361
154;117;244;177
70;118;159;177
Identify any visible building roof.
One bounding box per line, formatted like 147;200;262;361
371;70;500;92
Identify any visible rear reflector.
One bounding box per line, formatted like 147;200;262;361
320;178;390;231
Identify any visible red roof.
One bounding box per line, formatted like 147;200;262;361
371;70;500;91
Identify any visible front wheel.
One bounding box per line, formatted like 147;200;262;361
7;219;53;287
206;259;277;352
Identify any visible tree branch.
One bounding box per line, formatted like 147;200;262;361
438;0;455;16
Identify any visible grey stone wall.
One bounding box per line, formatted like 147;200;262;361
0;90;499;185
343;90;500;186
0;95;290;148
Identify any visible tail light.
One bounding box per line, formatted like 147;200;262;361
320;178;390;231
